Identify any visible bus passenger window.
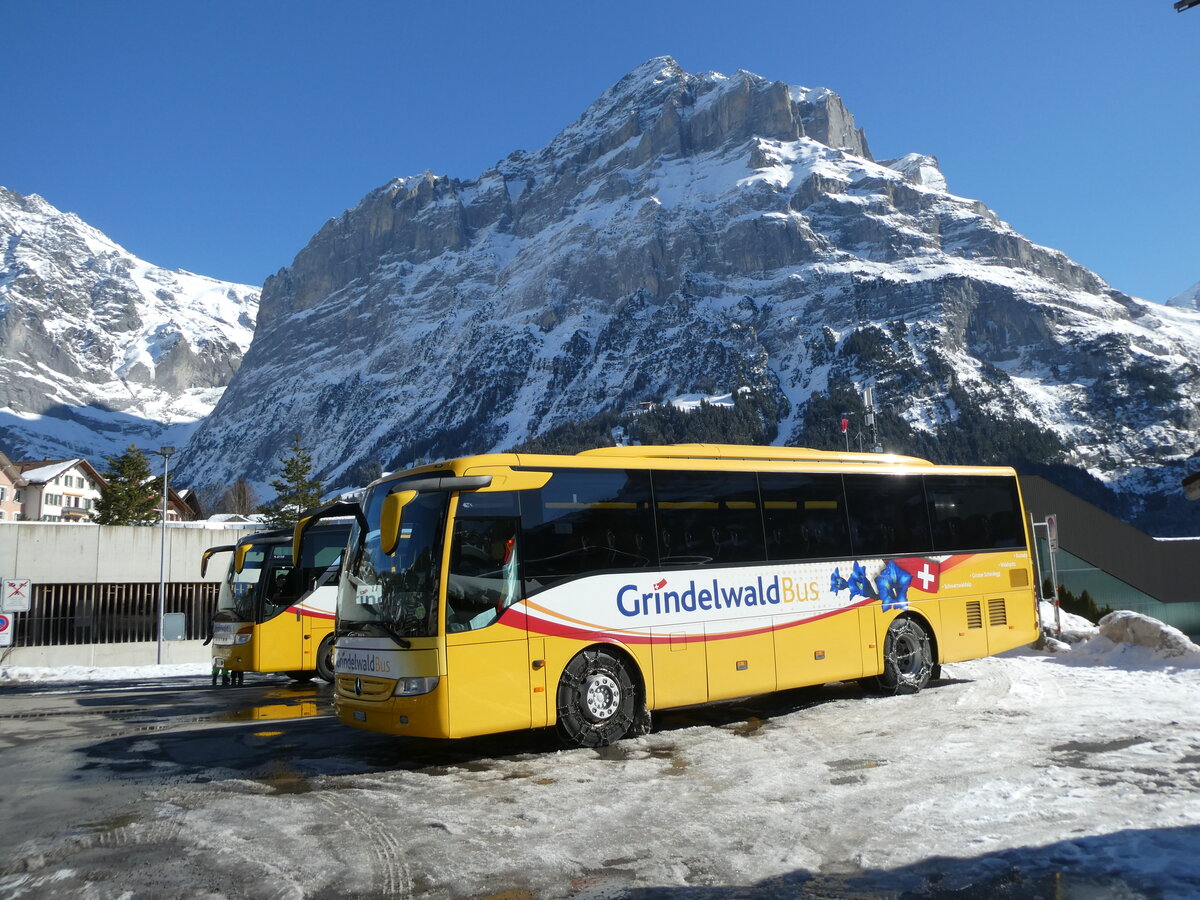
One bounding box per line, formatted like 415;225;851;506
760;472;852;562
652;471;764;566
844;474;933;557
926;475;1023;552
521;469;656;593
446;518;520;632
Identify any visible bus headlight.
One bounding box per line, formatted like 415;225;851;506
393;676;439;696
233;634;251;645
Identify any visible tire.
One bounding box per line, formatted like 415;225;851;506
316;635;336;683
555;648;642;748
869;617;933;695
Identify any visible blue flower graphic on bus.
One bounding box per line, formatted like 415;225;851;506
876;559;912;611
847;561;874;601
830;568;848;594
831;562;876;602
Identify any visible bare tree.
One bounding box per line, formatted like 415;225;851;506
218;477;260;515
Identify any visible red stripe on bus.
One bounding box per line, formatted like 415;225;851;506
286;606;336;620
504;599;874;644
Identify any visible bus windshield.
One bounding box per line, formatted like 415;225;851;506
341;486;449;639
217;530;348;625
215;542;277;622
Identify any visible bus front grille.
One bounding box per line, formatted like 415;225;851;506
336;674;395;701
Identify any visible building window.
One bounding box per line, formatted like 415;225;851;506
14;490;22;503
0;486;6;502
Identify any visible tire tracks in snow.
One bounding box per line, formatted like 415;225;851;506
313;790;413;897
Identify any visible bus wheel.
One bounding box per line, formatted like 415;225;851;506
556;648;638;748
316;635;336;683
871;617;933;695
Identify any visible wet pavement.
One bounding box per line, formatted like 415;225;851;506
1;667;1196;898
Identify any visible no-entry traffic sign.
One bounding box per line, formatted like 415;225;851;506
0;613;11;647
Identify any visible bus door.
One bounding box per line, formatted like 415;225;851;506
257;545;304;672
291;548;339;671
443;503;533;738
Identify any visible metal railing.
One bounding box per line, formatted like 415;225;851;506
9;582;218;647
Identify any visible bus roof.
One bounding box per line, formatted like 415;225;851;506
574;444;934;466
368;444;1021;494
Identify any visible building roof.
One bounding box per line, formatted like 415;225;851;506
16;458;106;486
0;451;28;487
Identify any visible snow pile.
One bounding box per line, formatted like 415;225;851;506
1059;610;1200;669
1037;599;1097;650
0;662;210;685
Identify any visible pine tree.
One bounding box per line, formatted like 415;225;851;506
93;445;161;525
259;435;325;529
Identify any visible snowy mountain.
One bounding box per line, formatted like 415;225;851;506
0;187;259;462
1167;281;1200;310
179;57;1200;533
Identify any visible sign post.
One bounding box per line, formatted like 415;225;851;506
1034;516;1061;636
2;578;32;613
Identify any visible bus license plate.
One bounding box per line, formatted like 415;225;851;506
353;710;366;722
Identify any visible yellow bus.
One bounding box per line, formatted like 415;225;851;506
295;445;1039;746
203;523;351;683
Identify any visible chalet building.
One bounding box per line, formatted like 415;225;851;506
6;455;199;523
14;458;107;522
0;451;28;521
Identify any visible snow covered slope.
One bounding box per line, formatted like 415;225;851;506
180;57;1200;531
0;187;259;461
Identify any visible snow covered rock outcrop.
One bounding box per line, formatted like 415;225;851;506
1167;281;1199;311
179;57;1200;531
0;187;259;460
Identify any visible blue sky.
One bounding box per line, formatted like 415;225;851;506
4;1;1197;301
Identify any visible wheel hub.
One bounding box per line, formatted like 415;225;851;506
582;672;621;722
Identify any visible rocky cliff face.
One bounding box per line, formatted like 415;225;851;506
0;187;259;461
180;57;1200;533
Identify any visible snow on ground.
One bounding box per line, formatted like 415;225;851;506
0;662;210;685
2;613;1200;898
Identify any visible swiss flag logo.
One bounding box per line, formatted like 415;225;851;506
895;558;941;594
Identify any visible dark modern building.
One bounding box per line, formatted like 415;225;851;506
1019;475;1200;639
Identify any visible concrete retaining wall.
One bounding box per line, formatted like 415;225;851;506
1;640;211;668
0;522;247;584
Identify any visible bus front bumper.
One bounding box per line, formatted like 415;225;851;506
334;674;449;737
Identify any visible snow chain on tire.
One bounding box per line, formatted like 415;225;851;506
873;617;934;695
555;648;645;748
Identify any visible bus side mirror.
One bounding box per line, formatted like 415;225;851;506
380;490;419;556
234;544;251;574
293;513;315;566
201;545;235;578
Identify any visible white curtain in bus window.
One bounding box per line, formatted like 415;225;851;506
651;470;764;566
261;545;297;621
759;472;853;562
925;476;1023;552
843;474;934;557
446;517;520;632
521;469;656;592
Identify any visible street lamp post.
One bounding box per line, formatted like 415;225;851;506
155;446;176;665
